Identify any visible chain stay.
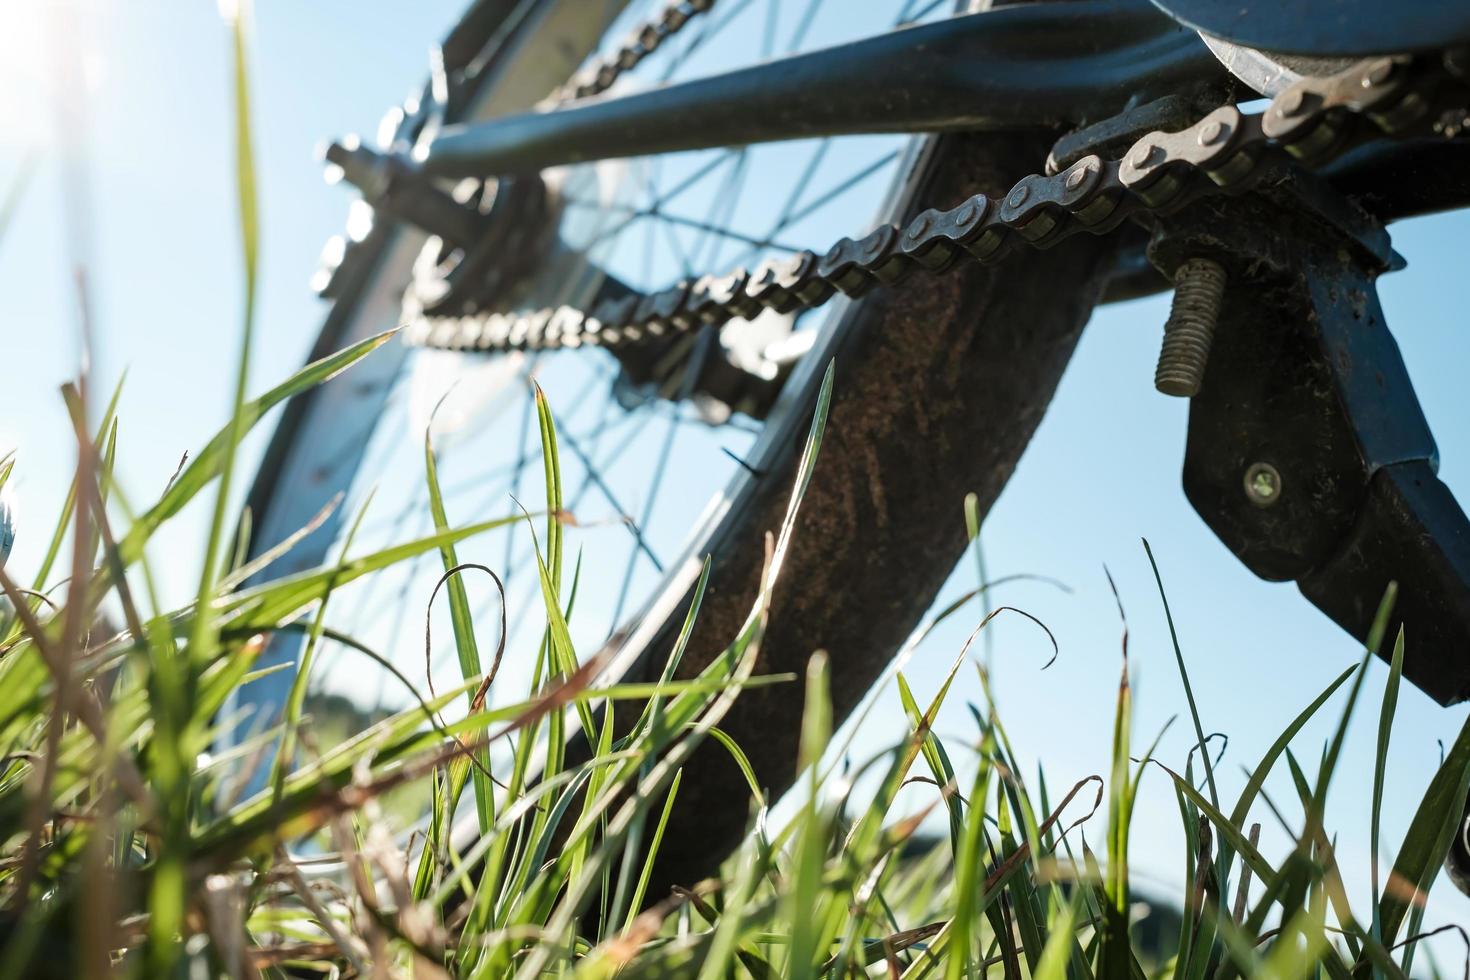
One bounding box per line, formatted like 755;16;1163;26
406;48;1470;356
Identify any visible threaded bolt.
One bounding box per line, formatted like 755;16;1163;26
1155;257;1227;397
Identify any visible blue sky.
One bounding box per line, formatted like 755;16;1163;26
3;0;1470;956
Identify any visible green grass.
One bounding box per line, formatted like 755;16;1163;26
3;321;1469;979
1;7;1468;979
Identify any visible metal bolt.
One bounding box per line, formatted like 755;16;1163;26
954;200;977;224
906;214;931;239
1065;165;1089;191
1007;184;1030;207
1197;120;1226;146
1130;143;1158;169
1277;88;1305;117
1155;257;1228;397
1363;59;1394;88
1243;462;1283;507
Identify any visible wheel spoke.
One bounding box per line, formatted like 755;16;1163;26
773;148;902;234
693;149;752;273
898;0;951;26
607;326;718;633
567;196;806;257
290;0;934;718
477;390;660;626
557;421;666;575
762;0;779;60
572;150;743;256
789;0;829;51
726;147;901;269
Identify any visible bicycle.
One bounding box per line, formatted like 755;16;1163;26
238;0;1470;892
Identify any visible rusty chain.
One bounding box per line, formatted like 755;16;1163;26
404;48;1470;356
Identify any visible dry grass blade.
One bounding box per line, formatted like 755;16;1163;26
1389;923;1470;980
422;562;508;720
985;774;1104;891
818;922;945;974
204;647;613;867
275;849;369;975
1233;822;1261;923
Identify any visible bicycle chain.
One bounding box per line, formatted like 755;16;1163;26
554;0;717;103
404;48;1470;356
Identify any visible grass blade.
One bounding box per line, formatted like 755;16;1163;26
148;6;258;973
1144;539;1219;810
116;327;396;567
1377;700;1470;945
1371;627;1406;944
425;421;493;834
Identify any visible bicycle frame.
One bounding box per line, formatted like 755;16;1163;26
409;0;1470;227
419;0;1227;176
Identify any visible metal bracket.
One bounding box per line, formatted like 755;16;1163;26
1151;176;1470;704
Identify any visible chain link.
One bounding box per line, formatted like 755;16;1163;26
405;48;1470;356
554;0;717;103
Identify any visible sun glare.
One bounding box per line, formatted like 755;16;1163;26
0;1;108;157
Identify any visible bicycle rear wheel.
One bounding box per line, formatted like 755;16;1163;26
239;0;1121;885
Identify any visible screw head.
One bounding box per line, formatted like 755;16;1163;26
1007;184;1030;208
906;214;932;239
1197;120;1226;146
1277;89;1305;117
1065;165;1089;191
1244;462;1283;507
954;200;978;224
1363;60;1394;88
1129;143;1158;169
